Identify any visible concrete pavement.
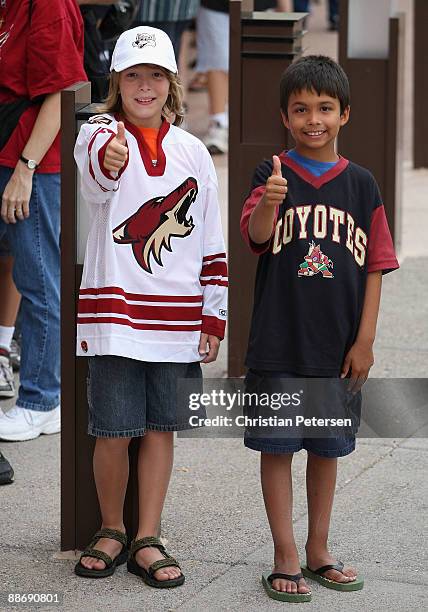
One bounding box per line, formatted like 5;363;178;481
1;1;427;610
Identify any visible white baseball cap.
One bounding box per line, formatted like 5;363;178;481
110;26;178;74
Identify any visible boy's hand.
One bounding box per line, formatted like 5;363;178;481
341;340;374;394
262;155;288;207
198;333;220;364
104;121;128;172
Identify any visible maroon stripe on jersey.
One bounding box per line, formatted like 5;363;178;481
121;115;170;176
78;298;202;321
200;262;228;277
97;132;117;180
280;152;349;189
77;317;201;332
202;253;226;262
367;205;399;273
79;287;202;303
241;185;277;255
200;279;228;287
88;128;115;191
201;315;226;339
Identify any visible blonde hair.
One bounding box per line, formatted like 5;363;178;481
97;68;185;126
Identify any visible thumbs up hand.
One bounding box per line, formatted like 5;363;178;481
103;121;128;173
262;155;288;207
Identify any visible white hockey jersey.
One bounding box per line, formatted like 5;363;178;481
74;114;228;363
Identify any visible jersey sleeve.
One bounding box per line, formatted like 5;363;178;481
199;148;228;339
240;159;279;254
74;121;129;203
367;179;399;274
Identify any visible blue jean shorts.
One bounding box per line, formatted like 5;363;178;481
87;355;202;438
244;369;360;458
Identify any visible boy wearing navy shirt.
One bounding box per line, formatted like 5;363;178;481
240;55;398;602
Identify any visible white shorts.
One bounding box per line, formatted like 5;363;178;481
196;6;229;73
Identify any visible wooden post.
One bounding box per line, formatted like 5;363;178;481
338;0;404;247
60;82;91;551
413;0;428;168
228;1;307;377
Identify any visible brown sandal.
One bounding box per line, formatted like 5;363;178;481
74;528;128;578
127;536;184;588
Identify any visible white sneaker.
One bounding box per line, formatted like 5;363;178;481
203;120;228;155
0;349;15;399
0;404;61;441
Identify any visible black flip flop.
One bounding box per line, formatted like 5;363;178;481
262;571;312;602
74;528;128;578
301;561;364;591
127;536;185;588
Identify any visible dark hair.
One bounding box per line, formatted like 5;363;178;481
280;55;350;116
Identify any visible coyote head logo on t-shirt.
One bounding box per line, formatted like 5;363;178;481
112;177;198;273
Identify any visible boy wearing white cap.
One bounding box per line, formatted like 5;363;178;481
73;27;228;587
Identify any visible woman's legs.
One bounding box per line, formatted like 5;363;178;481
133;430;181;581
4;171;60;411
0;255;20;398
0;255;20;327
261;452;310;594
80;437;131;569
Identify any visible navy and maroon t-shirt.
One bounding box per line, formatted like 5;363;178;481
240;153;399;376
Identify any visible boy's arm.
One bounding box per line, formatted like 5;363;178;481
198;150;228;364
341;270;382;392
341;176;399;392
74;120;129;202
248;155;287;244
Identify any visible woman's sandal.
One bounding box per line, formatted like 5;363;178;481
127;536;185;588
74;528;128;578
301;561;364;591
262;571;312;602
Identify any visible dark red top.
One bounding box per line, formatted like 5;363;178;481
0;0;87;172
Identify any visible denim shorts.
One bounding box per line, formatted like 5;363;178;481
87;355;202;438
243;369;360;458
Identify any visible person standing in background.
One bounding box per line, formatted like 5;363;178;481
197;0;290;155
133;0;200;58
196;0;228;154
0;0;86;442
77;1;119;103
0;245;20;399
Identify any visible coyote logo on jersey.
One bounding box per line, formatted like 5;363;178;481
112;177;198;273
298;241;334;278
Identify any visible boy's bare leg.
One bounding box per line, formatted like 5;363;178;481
305;452;357;582
80;437;131;569
261;453;310;594
134;431;181;581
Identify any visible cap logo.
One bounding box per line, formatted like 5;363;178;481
132;33;156;49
